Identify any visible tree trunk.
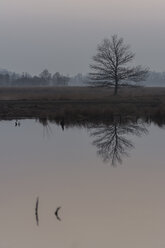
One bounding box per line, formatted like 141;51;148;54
114;82;118;95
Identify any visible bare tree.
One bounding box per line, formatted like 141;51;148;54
39;69;51;84
90;35;149;95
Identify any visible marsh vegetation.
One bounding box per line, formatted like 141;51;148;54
0;86;165;122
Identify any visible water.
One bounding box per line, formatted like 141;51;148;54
0;119;165;248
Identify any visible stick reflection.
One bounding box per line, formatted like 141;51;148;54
55;206;62;221
35;197;39;226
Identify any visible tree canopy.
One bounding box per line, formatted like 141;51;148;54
90;35;149;95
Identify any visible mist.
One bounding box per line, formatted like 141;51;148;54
0;0;165;75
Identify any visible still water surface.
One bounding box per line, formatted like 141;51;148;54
0;120;165;248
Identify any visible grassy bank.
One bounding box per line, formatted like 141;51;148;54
0;86;165;100
0;86;165;121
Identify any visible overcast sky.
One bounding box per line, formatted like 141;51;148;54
0;0;165;75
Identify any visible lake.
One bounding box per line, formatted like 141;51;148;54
0;118;165;248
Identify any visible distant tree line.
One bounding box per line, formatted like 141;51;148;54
143;71;165;86
0;69;70;86
1;68;165;88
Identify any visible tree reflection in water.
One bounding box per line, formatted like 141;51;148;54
37;116;149;166
89;119;148;166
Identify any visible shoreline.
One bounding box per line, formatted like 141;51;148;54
0;87;164;122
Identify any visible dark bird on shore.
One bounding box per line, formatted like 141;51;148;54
55;207;61;221
35;197;39;226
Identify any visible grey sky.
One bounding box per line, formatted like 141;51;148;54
0;0;165;75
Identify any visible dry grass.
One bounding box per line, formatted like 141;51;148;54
0;86;165;122
0;86;165;101
0;86;111;100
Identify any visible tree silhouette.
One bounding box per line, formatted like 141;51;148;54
90;35;148;95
